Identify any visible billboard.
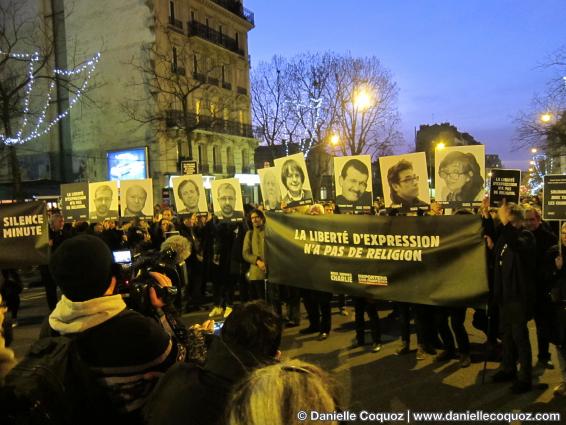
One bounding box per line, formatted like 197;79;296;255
107;147;148;181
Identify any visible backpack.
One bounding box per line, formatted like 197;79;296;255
0;334;102;425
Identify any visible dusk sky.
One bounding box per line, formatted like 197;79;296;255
246;0;566;169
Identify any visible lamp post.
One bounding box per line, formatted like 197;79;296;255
428;141;445;197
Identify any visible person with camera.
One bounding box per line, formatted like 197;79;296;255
42;234;188;423
143;300;282;425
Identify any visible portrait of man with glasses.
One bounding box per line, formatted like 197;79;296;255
386;158;429;210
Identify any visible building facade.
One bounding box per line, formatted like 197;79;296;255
7;0;257;203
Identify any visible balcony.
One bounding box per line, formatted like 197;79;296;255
237;86;247;96
207;76;219;86
209;0;254;26
168;16;183;32
171;64;185;76
187;20;245;56
165;109;257;138
199;163;210;174
227;165;236;175
193;72;206;83
222;81;232;90
213;164;223;174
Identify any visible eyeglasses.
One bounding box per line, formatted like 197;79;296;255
440;170;466;179
398;175;419;184
251;215;262;221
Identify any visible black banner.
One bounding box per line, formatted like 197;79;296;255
543;174;566;220
0;201;48;267
61;183;89;221
489;169;520;207
265;213;488;307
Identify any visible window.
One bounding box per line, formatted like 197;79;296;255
235;32;239;48
169;1;175;20
198;144;207;163
190;10;196;22
227;147;234;165
213;146;221;166
222;65;226;83
219;25;223;41
193;53;198;73
172;47;178;71
241;149;248;167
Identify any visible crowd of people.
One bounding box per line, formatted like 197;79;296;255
1;192;566;424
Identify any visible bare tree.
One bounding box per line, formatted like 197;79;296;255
0;0;97;199
251;52;402;160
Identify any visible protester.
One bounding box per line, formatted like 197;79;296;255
144;300;282;425
42;234;185;422
0;294;16;383
491;202;536;394
351;297;382;352
226;359;340;425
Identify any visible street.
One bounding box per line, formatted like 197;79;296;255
9;285;566;424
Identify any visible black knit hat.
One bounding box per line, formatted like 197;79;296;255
49;234;114;302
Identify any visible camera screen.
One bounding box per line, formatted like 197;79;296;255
213;320;224;335
113;250;132;264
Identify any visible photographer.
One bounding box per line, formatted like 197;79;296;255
41;234;188;423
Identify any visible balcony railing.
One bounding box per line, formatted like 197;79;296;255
208;76;219;86
168;16;183;31
242;165;252;174
199;163;210;174
193;72;206;83
222;81;232;90
227;165;236;175
171;64;185;76
237;86;247;96
213;164;224;174
209;0;254;26
165;109;257;138
187;20;245;56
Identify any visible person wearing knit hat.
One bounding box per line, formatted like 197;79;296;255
43;234;184;421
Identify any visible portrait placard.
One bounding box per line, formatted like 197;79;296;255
379;152;430;211
258;166;282;211
274;153;313;208
119;179;154;220
333;155;373;213
89;181;119;221
211;178;244;222
171;175;208;216
435;145;485;207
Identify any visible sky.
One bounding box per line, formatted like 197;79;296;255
245;0;566;169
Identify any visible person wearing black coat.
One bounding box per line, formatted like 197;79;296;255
143;300;282;425
491;203;537;394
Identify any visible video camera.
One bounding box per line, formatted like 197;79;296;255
115;248;179;315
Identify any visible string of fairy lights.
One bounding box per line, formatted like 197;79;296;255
0;50;100;146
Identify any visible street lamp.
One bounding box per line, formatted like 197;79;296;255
353;88;371;111
435;142;446;151
330;134;340;146
531;148;537;154
540;113;553;123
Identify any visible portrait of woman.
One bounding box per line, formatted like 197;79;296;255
279;158;313;206
437;150;484;203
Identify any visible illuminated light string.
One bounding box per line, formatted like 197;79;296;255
0;50;101;146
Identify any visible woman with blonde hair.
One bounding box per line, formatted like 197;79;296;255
227;359;340;425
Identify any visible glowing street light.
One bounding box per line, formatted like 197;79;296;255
531;148;537;154
529;160;535;165
353;88;371;111
540;113;553;123
435;142;446;150
529;167;534;172
330;134;340;146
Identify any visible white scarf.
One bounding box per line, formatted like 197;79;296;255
49;294;127;335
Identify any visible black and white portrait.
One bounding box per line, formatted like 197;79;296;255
435;145;485;205
89;181;118;221
379;152;430;210
171;175;208;215
274;153;313;208
333;155;373;212
120;179;154;219
211;178;244;221
258;166;282;210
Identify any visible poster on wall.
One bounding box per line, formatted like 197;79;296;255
274;153;314;208
333;155;373;213
211;178;244;222
435;145;485;207
258;166;282;211
379;152;430;211
119;179;154;220
60;182;89;221
171;175;208;215
88;181;119;221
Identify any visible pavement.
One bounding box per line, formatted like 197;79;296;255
9;286;566;424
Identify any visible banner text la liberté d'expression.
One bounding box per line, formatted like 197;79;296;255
294;228;441;262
